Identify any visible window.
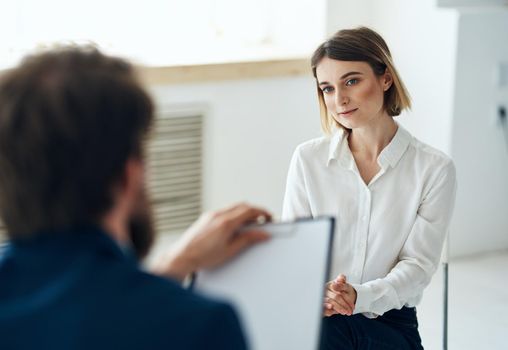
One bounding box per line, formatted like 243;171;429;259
0;0;326;70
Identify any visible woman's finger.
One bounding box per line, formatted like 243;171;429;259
329;282;355;311
325;290;338;301
327;282;345;293
323;302;336;317
330;280;348;292
335;274;347;283
334;288;355;311
325;295;352;315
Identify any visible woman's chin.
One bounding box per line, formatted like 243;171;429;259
335;118;359;130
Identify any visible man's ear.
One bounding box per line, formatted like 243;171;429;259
102;157;145;245
123;157;145;205
110;157;144;213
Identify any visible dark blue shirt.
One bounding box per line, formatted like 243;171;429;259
0;227;247;349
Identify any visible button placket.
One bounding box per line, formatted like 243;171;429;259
356;187;371;282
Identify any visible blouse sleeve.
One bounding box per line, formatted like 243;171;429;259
281;147;312;221
352;159;457;317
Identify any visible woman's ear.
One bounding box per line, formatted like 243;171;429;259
382;69;393;91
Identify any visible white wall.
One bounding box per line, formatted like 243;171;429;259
150;76;321;218
325;0;372;35
367;1;459;156
449;10;508;256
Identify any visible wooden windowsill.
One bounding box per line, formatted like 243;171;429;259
138;58;311;86
0;58;312;86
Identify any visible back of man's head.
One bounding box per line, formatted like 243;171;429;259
0;46;154;239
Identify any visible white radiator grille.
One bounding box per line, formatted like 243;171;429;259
0;111;204;240
147;112;203;235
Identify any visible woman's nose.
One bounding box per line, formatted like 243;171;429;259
335;90;349;107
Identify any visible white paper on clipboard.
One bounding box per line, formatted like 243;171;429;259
192;217;335;350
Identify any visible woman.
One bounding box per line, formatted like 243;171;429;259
282;27;456;349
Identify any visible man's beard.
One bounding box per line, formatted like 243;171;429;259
128;187;156;260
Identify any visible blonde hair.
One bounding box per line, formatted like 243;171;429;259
311;27;411;135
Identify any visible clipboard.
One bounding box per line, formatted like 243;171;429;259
192;217;335;350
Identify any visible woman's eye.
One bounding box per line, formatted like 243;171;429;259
345;78;358;86
322;86;334;93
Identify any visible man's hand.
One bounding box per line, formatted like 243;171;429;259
323;274;357;317
153;203;271;281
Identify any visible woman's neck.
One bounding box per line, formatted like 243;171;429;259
347;114;398;161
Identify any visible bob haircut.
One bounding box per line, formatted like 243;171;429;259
311;27;411;134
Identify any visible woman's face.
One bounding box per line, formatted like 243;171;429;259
315;57;392;130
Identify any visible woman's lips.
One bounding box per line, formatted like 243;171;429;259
339;108;358;117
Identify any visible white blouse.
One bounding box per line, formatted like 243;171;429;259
282;124;457;318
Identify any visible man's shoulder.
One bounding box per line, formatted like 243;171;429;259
103;265;231;316
83;268;247;348
128;271;247;348
0;248;247;350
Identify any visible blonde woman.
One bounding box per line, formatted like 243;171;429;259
282;27;456;349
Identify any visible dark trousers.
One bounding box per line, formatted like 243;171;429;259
320;307;424;350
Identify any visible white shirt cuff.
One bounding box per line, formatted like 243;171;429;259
351;283;378;319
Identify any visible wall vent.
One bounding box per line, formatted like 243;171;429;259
147;107;203;236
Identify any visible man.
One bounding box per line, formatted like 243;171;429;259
0;47;271;349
